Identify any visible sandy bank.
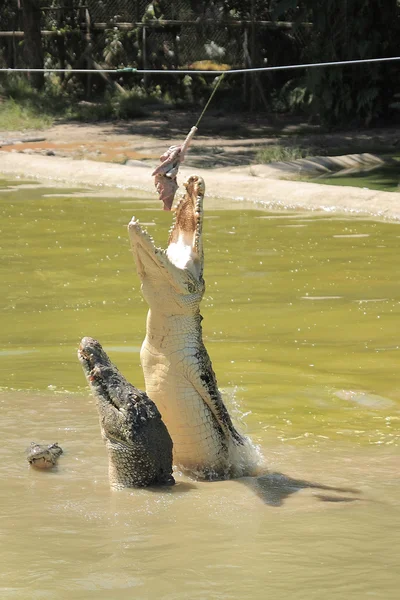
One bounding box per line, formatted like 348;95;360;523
1;151;400;220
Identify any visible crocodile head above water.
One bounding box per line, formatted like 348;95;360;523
78;336;175;489
27;442;63;469
128;174;205;316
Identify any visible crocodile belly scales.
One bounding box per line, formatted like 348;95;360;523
141;339;227;473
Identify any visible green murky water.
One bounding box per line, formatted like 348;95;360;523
0;178;399;599
311;161;400;192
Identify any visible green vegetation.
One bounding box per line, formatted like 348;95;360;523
255;144;311;163
0;74;167;130
0;76;55;129
65;88;164;122
302;0;399;128
1;1;400;128
0;98;52;130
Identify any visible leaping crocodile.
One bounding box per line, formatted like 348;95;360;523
78;336;175;489
128;175;260;480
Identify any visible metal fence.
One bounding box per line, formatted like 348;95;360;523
0;1;312;107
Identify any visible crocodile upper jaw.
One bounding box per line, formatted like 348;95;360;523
78;338;162;446
128;175;205;314
78;338;132;434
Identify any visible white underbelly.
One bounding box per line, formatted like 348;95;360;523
141;344;227;473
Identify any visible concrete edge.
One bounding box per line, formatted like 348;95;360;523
1;151;400;221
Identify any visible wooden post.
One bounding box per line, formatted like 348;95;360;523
56;9;65;80
250;0;256;111
243;26;248;105
85;8;92;98
244;20;269;112
142;25;148;89
21;0;44;89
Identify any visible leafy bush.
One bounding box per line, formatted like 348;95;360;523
0;76;57;129
256;144;311;164
304;0;400;127
0;98;53;130
0;75;167;126
278;79;314;114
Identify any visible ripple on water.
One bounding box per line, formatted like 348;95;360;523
0;349;38;356
333;234;370;238
2;182;400;600
354;298;388;303
335;389;396;409
104;346;141;353
301;295;343;300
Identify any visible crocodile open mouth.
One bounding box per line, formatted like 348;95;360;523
128;174;205;291
166;175;204;277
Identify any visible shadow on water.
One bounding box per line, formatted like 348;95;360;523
145;480;198;494
140;473;362;507
26;463;361;506
155;468;363;507
242;472;361;507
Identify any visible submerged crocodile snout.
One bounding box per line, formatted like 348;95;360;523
27;442;63;469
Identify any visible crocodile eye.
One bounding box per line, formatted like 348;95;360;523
187;281;196;294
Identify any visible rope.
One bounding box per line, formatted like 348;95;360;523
194;74;225;129
1;55;400;75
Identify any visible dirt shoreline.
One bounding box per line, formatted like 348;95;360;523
2;150;400;220
1;118;400;220
2;116;400;166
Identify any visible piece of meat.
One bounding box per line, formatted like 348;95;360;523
151;126;197;210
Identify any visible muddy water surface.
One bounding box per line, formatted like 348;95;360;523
0;178;399;599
